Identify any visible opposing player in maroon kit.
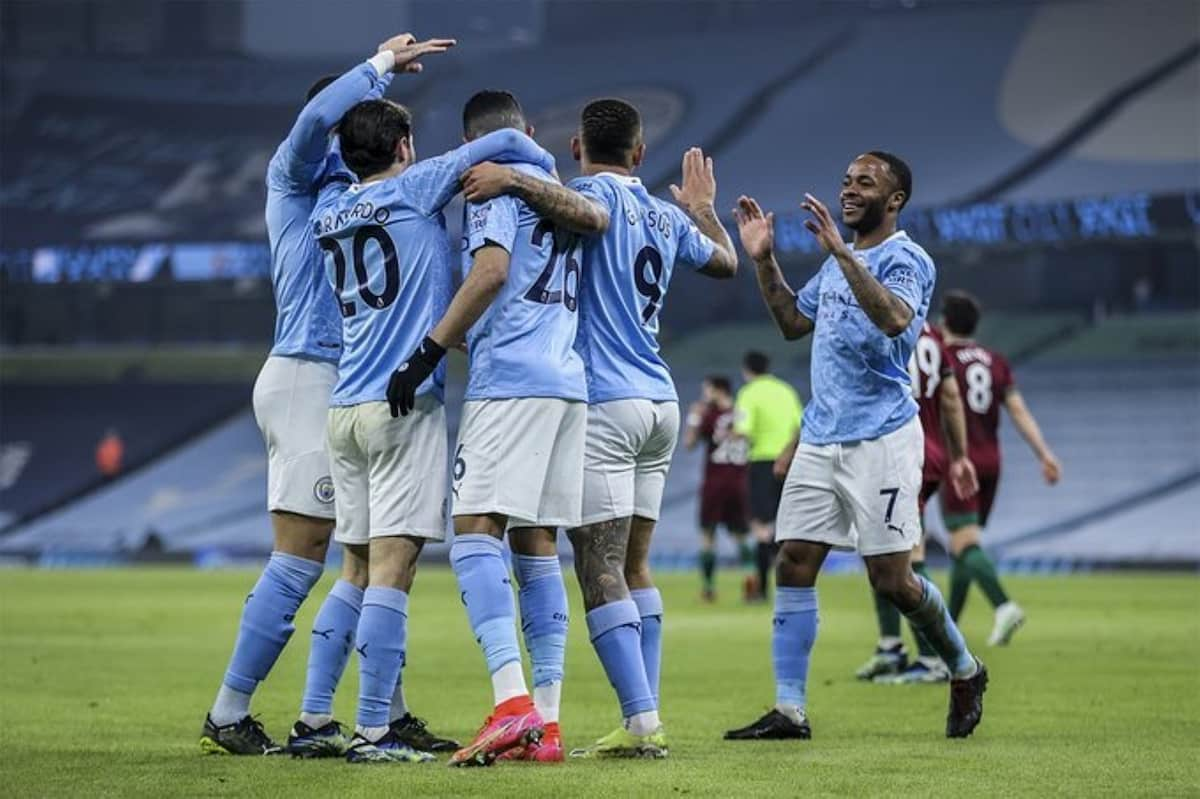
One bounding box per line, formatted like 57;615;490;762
940;290;1061;646
856;322;977;682
684;376;752;601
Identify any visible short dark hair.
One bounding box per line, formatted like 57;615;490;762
336;99;413;180
580;98;641;167
463;90;526;140
866;150;913;210
942;290;982;336
306;75;338;103
743;351;769;375
705;375;733;396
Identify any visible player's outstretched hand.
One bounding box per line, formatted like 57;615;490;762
381;35;457;74
949;456;979;500
387;337;446;418
461;163;517;203
801;193;851;258
1041;452;1062;485
670;147;716;214
733;195;775;262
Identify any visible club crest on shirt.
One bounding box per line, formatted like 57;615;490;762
313;476;335;504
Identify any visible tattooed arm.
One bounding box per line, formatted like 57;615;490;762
734;196;814;341
461;163;610;235
670;147;737;278
801;192;912;337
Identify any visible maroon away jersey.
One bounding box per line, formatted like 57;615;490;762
698;404;749;485
945;340;1014;476
910;323;953;481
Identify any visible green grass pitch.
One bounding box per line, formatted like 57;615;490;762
1;568;1196;797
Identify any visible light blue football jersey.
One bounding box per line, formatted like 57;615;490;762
313;129;555;406
569;172;717;404
461;163;587;402
265;60;392;363
795;230;936;445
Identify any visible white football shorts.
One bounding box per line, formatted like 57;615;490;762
252;355;338;520
327;396;448;544
451;397;586;529
776;414;923;556
580;399;680;525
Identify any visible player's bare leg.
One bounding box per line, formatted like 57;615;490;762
202;511;333;756
948;523;1024;645
875;535;950;684
288;542;368;757
698;525;718;601
726;539;825;741
567;518;666;759
449;514;545;767
499;526;567;763
864;551;988;737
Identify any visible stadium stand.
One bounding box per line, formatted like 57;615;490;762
0;381;249;528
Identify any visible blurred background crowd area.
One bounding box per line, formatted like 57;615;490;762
0;0;1196;569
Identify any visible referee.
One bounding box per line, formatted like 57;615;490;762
734;351;802;600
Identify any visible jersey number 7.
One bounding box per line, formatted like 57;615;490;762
319;224;401;318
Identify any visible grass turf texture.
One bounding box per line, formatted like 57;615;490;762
1;569;1196;797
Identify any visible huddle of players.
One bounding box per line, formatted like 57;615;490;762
202;34;737;765
200;25;1052;759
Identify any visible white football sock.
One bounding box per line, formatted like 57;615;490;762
389;681;409;723
774;703;806;725
878;636;904;650
533;681;561;724
356;724;389;743
491;661;528;707
210;684;253;727
299;712;333;729
625;710;660;737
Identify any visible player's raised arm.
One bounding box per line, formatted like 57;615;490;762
734;196;814;341
1003;387;1061;484
276;36;455;187
937;373;979;499
800;193;915;337
461;164;609;235
670;148;737;278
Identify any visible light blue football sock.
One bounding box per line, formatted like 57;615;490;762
451;534;521;675
631;587;663;705
213;551;322;724
354;586;409;729
300;579;363;716
586;599;656;717
903;575;976;677
772;587;818;710
513;554;568;689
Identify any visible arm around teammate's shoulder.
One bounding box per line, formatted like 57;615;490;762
463;166;610;235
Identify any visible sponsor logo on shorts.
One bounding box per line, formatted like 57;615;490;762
313;476;335;504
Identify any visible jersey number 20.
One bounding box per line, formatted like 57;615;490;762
319;225;400;318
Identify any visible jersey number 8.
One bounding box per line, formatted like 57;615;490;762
319;225;400;318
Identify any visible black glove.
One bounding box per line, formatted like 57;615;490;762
387;336;446;418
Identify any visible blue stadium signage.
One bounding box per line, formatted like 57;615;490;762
774;191;1198;254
